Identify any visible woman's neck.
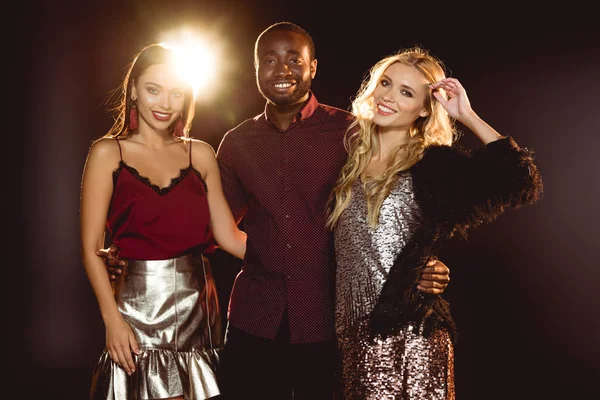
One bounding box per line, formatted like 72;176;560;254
372;127;409;162
131;127;177;149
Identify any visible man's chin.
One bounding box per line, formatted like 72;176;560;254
266;92;311;107
265;94;296;106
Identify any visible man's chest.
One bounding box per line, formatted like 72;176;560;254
234;132;347;203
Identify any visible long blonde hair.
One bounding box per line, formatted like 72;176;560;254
327;47;457;229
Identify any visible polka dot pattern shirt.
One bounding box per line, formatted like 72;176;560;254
217;92;353;343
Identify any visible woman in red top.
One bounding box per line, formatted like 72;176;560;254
80;43;246;399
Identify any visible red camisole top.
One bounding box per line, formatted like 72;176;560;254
106;139;213;260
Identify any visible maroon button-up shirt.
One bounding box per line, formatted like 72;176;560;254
217;92;353;343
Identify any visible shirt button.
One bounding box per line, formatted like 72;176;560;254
286;243;291;249
285;214;290;219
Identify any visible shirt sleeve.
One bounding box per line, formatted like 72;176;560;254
216;132;248;224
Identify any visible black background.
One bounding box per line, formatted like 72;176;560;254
7;1;599;398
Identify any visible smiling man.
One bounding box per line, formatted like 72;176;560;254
215;22;452;399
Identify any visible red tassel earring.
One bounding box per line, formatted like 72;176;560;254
128;99;138;131
173;117;185;137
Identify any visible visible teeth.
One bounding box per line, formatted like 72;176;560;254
274;83;292;88
378;104;395;114
154;112;169;117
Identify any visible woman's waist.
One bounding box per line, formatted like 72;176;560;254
125;253;205;275
113;240;211;262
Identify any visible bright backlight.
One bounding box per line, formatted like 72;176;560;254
161;35;217;96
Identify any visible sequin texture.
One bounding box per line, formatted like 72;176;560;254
334;173;455;399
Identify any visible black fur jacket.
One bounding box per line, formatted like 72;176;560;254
369;136;544;342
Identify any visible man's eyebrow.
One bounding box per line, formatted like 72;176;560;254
261;50;301;58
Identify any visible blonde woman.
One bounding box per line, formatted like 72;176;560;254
327;47;543;399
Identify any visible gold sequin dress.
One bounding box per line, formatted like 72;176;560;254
334;174;455;400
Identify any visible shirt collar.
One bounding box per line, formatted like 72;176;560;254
264;91;319;126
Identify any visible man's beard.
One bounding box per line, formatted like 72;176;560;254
260;77;312;106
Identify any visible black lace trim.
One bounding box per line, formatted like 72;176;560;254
113;160;207;196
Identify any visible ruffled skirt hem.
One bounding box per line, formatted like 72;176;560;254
90;347;221;400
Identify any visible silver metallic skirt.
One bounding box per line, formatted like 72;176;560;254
90;254;223;400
